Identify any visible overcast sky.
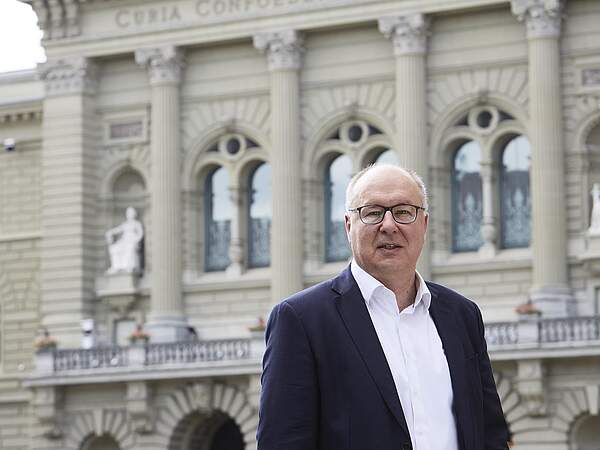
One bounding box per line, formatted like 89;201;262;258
0;0;46;73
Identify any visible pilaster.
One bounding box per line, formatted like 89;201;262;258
511;0;574;317
39;57;99;346
379;14;431;278
254;31;304;304
135;46;188;341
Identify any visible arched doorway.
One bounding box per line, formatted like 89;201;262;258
572;414;600;450
170;410;245;450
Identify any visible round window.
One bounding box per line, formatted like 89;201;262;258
226;137;241;155
348;125;363;143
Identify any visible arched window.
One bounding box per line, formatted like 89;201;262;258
500;135;531;249
248;163;271;268
325;154;352;262
204;167;232;272
375;149;399;165
452;141;483;252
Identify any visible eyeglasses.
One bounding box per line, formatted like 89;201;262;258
348;203;427;225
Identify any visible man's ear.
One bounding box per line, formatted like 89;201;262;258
344;213;351;239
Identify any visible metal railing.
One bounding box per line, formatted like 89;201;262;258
54;346;127;372
145;339;251;365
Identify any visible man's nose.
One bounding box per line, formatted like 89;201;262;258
379;210;398;230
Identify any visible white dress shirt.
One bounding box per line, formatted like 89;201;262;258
351;261;459;450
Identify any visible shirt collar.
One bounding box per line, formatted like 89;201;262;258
350;259;432;311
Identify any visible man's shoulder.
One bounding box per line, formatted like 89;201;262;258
282;277;337;312
426;280;480;315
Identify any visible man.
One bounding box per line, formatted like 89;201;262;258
257;164;509;450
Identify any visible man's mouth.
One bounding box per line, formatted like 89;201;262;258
379;244;401;249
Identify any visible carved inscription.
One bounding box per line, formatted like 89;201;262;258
116;5;183;28
109;121;144;140
115;0;330;28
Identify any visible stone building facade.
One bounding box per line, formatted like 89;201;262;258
0;0;600;448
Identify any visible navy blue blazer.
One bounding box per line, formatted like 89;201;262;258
257;266;509;450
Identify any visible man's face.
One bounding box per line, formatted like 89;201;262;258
344;167;428;281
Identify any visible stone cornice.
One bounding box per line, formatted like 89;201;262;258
253;30;304;72
511;0;562;39
0;104;43;125
378;14;430;56
38;57;98;97
135;46;184;85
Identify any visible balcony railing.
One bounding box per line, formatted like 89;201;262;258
486;315;600;351
32;336;264;380
54;346;127;372
145;339;251;366
539;316;600;343
485;322;519;346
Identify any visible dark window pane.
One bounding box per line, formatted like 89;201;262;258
205;167;231;271
476;110;493;129
348;125;363;142
500;135;531;248
452;141;483;252
325;155;352;262
249;163;271;268
226;136;241;155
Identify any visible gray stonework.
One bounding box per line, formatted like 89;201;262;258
0;0;599;448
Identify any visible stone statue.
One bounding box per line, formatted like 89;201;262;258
105;207;144;274
590;183;600;236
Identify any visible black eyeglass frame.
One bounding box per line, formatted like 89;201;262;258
347;203;428;225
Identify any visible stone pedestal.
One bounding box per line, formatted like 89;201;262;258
135;46;188;342
96;272;141;316
254;31;304;304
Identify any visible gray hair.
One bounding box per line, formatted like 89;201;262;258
345;164;429;211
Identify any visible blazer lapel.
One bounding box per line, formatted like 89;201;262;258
428;285;472;447
332;267;411;438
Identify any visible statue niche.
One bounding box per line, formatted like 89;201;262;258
105;206;144;274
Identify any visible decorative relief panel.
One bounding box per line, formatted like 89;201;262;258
181;96;270;154
428;66;528;126
302;81;395;144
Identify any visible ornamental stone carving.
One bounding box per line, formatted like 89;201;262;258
105;207;144;274
511;0;562;39
135;46;184;84
253;30;304;71
378;14;430;56
38;57;98;97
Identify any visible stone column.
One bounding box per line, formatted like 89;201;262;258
227;185;245;277
135;46;188;341
254;31;304;304
479;159;498;258
512;0;574;317
379;14;432;279
39;57;99;347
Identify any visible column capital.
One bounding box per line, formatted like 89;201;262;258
38;57;98;97
135;46;185;85
378;14;430;56
253;30;304;71
511;0;563;39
